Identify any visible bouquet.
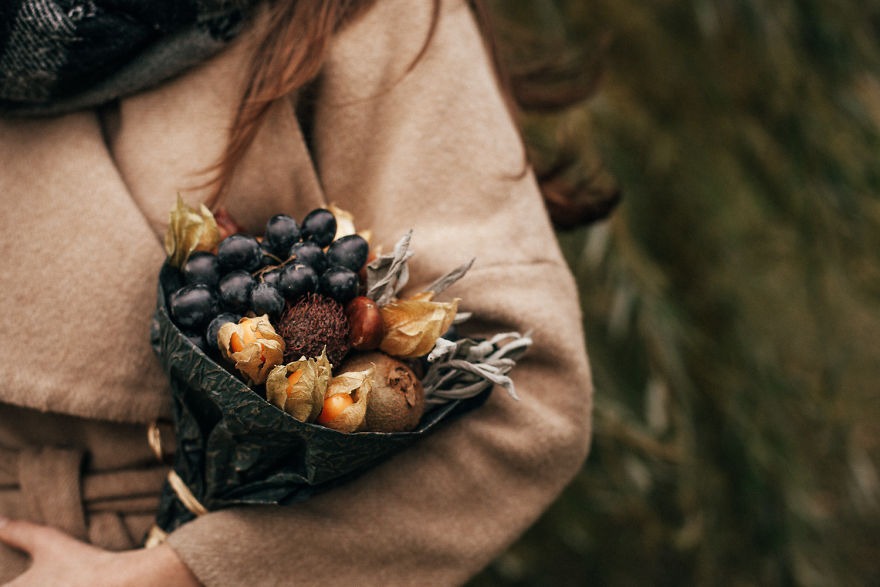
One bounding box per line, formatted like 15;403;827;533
147;198;531;542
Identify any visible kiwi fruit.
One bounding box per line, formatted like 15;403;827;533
340;351;425;432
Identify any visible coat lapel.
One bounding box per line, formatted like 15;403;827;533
0;29;326;423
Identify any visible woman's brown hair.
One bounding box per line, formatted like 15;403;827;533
207;0;619;228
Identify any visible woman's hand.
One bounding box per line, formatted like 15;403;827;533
0;517;200;587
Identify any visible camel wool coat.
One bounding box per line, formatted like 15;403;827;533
0;0;593;584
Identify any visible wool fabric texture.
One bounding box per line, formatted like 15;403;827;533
0;0;251;115
0;1;594;584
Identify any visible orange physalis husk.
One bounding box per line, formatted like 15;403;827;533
379;293;459;358
321;368;373;433
164;194;220;269
218;315;284;385
265;348;331;422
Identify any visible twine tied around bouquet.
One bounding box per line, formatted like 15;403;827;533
144;421;209;548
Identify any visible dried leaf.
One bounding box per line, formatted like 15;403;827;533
366;231;414;306
218;315;285;385
322;368;373;433
164;195;220;269
265;349;331;422
422;332;532;403
424;258;474;296
426;337;458;363
380;297;459;358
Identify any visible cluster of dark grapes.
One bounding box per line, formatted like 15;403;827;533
165;208;369;352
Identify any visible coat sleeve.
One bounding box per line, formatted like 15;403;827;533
165;1;594;584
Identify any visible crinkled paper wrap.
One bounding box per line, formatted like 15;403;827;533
149;263;490;535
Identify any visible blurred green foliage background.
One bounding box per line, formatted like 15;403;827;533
470;1;880;585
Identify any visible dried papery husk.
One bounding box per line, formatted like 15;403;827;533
406;291;435;303
321;369;373;433
328;203;356;241
265;348;331;422
328;202;372;246
164;195;220;269
365;231;413;306
218;315;285;385
380;295;459;358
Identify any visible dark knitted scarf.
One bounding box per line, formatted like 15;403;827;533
0;0;255;115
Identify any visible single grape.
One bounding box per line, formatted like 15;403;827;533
325;234;369;273
217;234;262;273
265;214;301;256
319;266;359;304
160;263;185;301
169;284;218;330
183;251;220;288
289;241;328;274
251;282;285;319
278;263;318;301
205;312;240;351
261;268;282;289
301;208;336;248
218;270;256;313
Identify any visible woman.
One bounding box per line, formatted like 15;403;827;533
0;0;594;584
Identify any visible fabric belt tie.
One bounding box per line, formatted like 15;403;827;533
18;447;89;541
0;444;170;550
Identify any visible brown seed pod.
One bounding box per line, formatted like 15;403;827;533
339;351;425;432
277;293;350;365
345;296;385;350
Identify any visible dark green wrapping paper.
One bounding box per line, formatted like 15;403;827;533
151;264;488;533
